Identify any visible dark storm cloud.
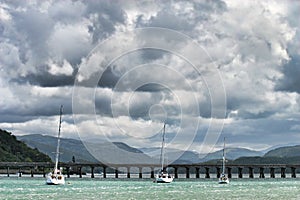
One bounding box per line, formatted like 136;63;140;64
274;1;300;94
98;66;120;88
12;7;54;64
84;0;127;43
95;97;113;117
0;114;37;123
276;56;300;93
96;50;171;90
15;73;75;87
0;0;128;88
0;97;72;122
0;0;229;89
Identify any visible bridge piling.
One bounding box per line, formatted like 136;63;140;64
43;167;45;178
150;167;154;179
195;167;200;178
66;166;70;178
249;167;254;178
281;167;286;178
115;167;118;178
186;167;190;179
78;167;82;178
259;167;265;178
174;167;178;179
127;167;131;178
228;167;232;179
139;167;143;179
270;167;275;178
238;167;243;178
291;167;296;178
216;167;220;178
91;166;95;178
103;166;106;178
205;167;210;178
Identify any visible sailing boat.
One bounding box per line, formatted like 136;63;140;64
46;105;65;185
219;137;229;184
154;123;174;183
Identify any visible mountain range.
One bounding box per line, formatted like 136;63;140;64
16;134;300;164
17;134;155;164
140;147;263;164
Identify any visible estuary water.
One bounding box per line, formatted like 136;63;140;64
0;177;299;200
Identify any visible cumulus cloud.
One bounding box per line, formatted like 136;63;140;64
0;0;300;154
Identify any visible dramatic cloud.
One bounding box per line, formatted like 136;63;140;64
0;0;300;156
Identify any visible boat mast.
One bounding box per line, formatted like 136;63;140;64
222;137;226;175
54;105;63;174
160;123;166;171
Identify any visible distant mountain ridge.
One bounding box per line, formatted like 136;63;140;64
140;147;263;164
17;134;98;163
261;143;300;154
17;133;300;165
17;134;154;164
202;147;264;161
264;145;300;158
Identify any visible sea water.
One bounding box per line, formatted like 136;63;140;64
0;177;299;200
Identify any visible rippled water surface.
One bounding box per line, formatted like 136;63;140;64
0;177;299;199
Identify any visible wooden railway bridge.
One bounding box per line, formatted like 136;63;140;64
0;162;298;179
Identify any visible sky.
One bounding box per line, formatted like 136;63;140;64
0;0;300;158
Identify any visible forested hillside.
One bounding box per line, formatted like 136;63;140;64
0;129;51;162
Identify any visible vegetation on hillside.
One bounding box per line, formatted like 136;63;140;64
230;156;300;165
264;145;300;158
202;156;300;165
0;129;52;162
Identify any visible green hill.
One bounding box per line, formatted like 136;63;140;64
230;156;300;165
0;129;51;162
202;147;263;161
264;145;300;158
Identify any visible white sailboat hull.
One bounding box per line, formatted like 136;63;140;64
218;174;229;184
154;172;174;183
155;176;174;183
46;173;65;185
